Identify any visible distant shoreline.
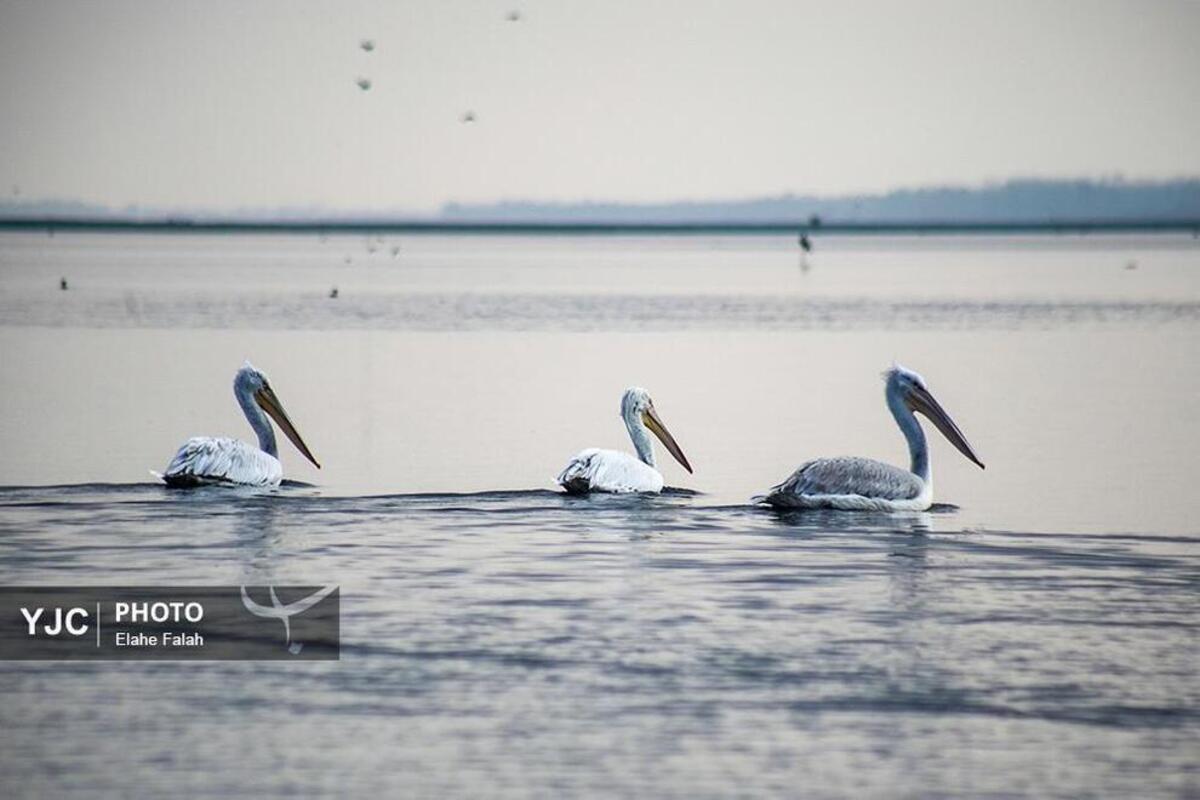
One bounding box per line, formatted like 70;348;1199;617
2;218;1199;236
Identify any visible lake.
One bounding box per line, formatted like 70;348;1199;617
0;231;1197;797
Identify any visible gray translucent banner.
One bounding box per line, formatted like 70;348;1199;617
0;586;339;660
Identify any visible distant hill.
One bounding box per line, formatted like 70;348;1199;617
0;198;112;218
439;179;1200;225
2;179;1198;227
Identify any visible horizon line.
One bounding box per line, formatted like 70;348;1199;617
2;217;1198;236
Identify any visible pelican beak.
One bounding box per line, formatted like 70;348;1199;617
255;385;321;469
642;405;693;474
907;385;985;470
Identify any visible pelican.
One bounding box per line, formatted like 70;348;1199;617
757;364;983;511
160;362;320;487
556;387;693;494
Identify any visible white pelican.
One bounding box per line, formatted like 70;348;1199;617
557;387;693;494
160;362;320;487
757;364;983;511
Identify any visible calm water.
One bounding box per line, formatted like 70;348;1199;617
1;232;1198;797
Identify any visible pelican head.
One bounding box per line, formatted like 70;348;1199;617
620;387;693;473
235;362;321;468
885;364;984;470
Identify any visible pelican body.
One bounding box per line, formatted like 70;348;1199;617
557;387;693;494
758;365;984;511
161;362;320;487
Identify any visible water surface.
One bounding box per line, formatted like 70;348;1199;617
0;232;1197;797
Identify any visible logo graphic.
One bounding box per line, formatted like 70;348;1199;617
240;585;338;655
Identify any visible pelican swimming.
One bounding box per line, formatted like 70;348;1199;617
557;387;693;494
160;362;320;487
757;364;984;511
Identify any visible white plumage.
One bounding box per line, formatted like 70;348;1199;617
163;437;283;487
160;361;320;488
556;387;693;494
557;448;666;494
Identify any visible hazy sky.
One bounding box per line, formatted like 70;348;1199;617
1;0;1197;212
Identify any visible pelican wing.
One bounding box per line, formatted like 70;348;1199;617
556;448;664;494
162;437;283;487
762;457;922;507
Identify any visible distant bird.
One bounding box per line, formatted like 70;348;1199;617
59;277;68;291
329;287;339;299
507;10;522;21
390;245;401;257
461;111;476;123
360;39;375;52
1125;260;1138;271
799;233;812;253
556;387;693;494
366;243;377;254
158;362;320;487
344;256;352;264
356;77;372;91
755;364;984;511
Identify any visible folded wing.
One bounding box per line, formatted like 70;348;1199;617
163;437;283;487
556;448;664;494
762;457;923;508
